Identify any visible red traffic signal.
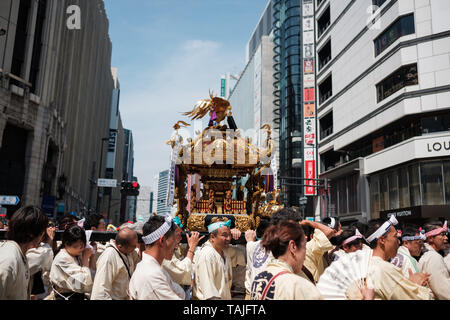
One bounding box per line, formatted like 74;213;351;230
132;181;138;188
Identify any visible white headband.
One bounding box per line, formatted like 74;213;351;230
366;215;398;243
142;215;173;245
207;220;231;233
402;230;426;242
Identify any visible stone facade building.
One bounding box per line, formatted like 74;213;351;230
0;0;117;219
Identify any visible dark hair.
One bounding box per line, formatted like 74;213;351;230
364;219;387;249
322;217;340;230
83;213;104;230
6;206;48;244
423;221;444;242
143;215;176;245
256;218;271;239
62;225;86;248
402;225;420;239
423;221;443;234
262;221;305;258
58;215;77;230
270;207;303;225
340;228;363;248
350;221;369;235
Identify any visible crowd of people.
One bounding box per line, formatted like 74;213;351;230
0;205;448;300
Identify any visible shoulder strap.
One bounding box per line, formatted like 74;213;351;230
301;265;316;284
111;246;132;279
261;270;290;300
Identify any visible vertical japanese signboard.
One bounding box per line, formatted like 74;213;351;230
302;0;317;196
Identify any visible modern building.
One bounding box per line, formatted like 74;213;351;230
156;169;171;216
272;0;309;207
0;0;115;219
316;0;450;224
136;185;152;223
101;67;125;225
119;128;136;222
228;0;279;188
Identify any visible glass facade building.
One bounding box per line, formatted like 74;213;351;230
273;0;303;205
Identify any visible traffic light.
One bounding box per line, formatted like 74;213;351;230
121;181;140;196
130;181;140;196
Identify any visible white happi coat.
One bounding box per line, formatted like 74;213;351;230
91;242;139;300
445;253;450;273
419;243;450;300
250;259;323;300
367;255;433;300
391;245;421;278
129;252;185;300
303;229;334;283
0;241;30;300
26;242;54;297
49;248;93;295
245;240;272;294
193;240;234;300
162;254;193;286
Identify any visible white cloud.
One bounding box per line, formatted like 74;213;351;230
119;39;244;187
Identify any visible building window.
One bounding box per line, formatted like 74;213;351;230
398;166;410;208
421;162;444;205
11;0;32;80
319;111;333;140
347;174;358;213
376;63;418;102
388;170;399;209
338;178;347;214
374;14;415;56
380;173;388;211
29;0;47;94
372;0;388;10
370;175;380;217
319;75;332;104
444;161;450;204
329;174;359;215
408;164;421;206
421;114;450;134
317;6;331;38
318;39;331;71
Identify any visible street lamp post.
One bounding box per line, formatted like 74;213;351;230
96;137;110;213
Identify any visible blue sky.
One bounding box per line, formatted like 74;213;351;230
104;0;269;188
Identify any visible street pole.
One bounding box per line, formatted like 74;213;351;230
96;138;109;213
108;192;112;224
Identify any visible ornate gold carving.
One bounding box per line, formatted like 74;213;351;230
187;214;254;232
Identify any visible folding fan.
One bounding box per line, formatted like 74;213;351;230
316;249;373;300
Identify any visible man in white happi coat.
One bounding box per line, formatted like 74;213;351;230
391;226;425;278
162;216;203;287
91;227;139;300
419;221;450;300
364;216;433;300
129;215;185;300
192;218;242;300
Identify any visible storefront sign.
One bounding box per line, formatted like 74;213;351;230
427;141;450;152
